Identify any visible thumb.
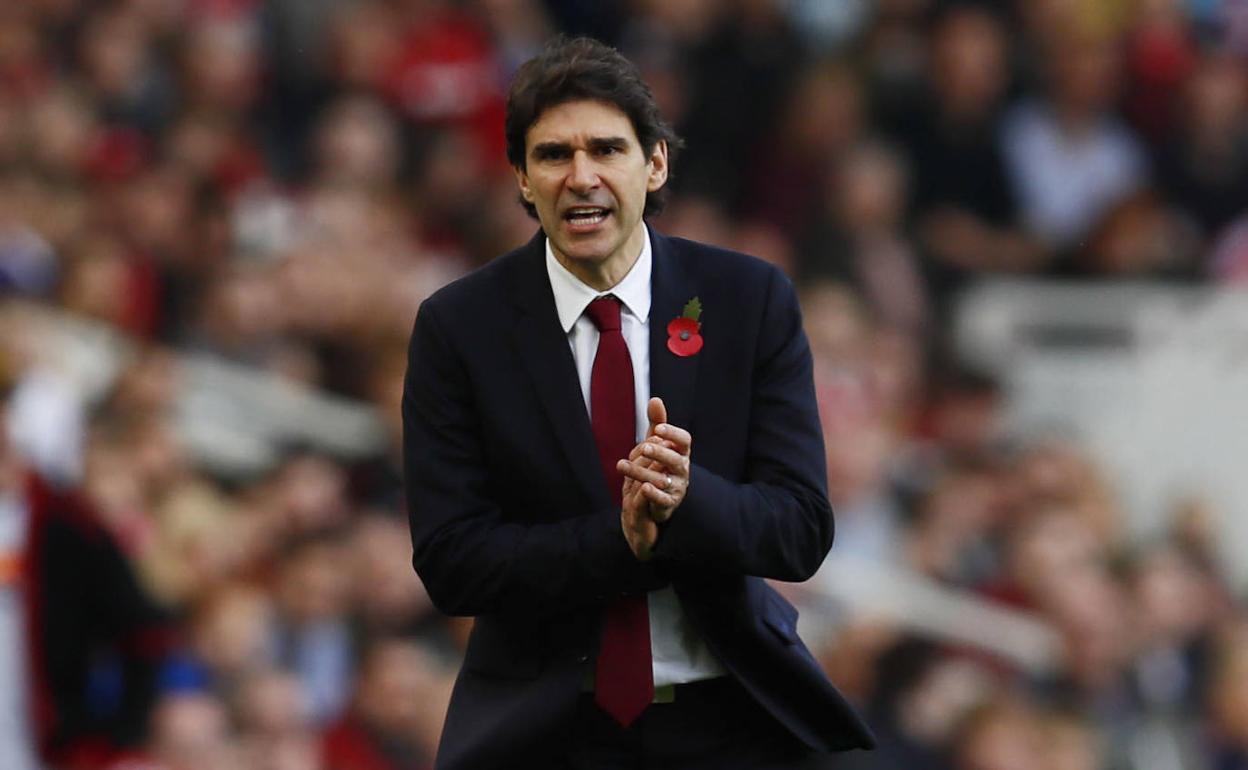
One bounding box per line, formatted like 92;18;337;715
647;397;667;435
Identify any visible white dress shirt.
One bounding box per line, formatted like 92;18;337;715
545;226;724;687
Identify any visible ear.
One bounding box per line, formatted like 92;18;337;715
646;139;669;193
513;165;535;203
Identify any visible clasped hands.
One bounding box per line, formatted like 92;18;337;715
617;397;692;561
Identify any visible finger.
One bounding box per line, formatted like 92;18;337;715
640;482;677;510
624;472;649;502
627;436;672;464
639;442;689;472
654;423;691;453
619;457;647;474
646;397;667;436
618;459;673;488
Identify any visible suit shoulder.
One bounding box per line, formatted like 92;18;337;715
667;235;785;277
663;235;792;296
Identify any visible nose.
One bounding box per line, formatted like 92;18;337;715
566;150;600;194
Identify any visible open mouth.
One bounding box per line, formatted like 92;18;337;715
563;206;611;228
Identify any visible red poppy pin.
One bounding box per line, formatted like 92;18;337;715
667;297;704;357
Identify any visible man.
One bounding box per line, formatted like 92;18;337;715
403;36;874;768
0;379;174;769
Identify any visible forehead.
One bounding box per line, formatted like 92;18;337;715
526;99;639;148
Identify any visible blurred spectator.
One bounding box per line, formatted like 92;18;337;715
234;668;323;770
1037;711;1105;770
26;85;98;179
2;308;86;485
273;531;355;725
745;59;865;235
475;0;554;75
327;1;403;93
838;637;998;770
1;381;176;769
1076;189;1199;277
1208;215;1248;283
1155;51;1248;247
143;691;240;770
0;201;59;297
141;479;246;606
347;514;438;642
950;699;1045;770
815;618;900;709
1123;0;1197;144
381;0;507;166
1000;19;1149;255
912;364;1006;471
906;467;1001;586
322;638;450;770
901;4;1045;303
662;0;804;209
190;583;280;692
1128;543;1220;711
1207;622;1248;770
800;139;930;337
313;94;402;193
858;0;932;133
77;6;172;135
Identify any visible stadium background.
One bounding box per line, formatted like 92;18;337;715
3;0;1248;768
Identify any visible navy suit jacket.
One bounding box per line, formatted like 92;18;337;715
403;228;875;768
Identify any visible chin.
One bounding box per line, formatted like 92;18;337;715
560;246;612;265
555;233;614;261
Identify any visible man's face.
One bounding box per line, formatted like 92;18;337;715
515;99;668;280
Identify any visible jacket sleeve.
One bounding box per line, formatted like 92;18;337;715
403;298;658;618
651;268;834;581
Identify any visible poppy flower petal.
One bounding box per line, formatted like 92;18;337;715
667;332;703;357
668;317;699;337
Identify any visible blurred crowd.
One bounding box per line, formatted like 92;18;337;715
1;0;1248;768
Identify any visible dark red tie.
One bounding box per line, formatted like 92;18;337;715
584;296;653;726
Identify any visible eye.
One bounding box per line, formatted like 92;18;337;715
595;145;622;157
534;146;570;162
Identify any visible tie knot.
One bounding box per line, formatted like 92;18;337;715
585;296;622;332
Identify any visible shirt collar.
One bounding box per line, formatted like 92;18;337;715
545;224;652;333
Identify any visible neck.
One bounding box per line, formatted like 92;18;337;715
553;225;646;291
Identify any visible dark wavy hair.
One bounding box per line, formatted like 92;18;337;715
505;36;684;219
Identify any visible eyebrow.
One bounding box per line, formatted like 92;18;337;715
530;137;631;157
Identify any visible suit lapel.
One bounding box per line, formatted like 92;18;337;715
507;232;611;506
648;231;699;434
507;229;702;505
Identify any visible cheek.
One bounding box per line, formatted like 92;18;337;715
618;175;651;209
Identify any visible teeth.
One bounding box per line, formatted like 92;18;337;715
567;209;607;225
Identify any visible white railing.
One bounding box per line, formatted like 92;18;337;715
956;280;1248;590
4;301;388;480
